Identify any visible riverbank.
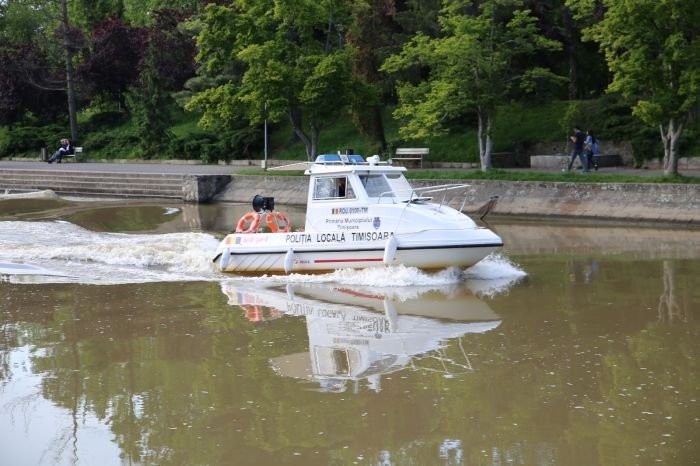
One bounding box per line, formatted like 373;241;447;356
217;175;699;225
1;159;698;225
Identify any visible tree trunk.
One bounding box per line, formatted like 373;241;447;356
289;108;314;161
562;6;578;100
658;260;683;322
310;121;320;161
659;118;683;176
477;109;494;171
369;106;387;150
61;0;79;143
351;104;386;151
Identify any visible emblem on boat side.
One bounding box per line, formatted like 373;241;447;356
373;217;381;229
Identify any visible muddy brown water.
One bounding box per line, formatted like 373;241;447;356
1;198;699;465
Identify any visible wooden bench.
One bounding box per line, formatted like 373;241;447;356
393;148;429;168
62;146;83;162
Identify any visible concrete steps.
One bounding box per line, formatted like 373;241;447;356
0;169;184;198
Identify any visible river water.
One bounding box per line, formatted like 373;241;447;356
1;197;699;466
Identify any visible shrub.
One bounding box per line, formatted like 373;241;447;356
170;134;218;160
81;111;130;133
169;126;261;163
1;124;69;157
0;127;9;157
630;129;662;167
83;129;139;158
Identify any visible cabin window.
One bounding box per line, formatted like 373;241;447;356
313;176;355;200
385;173;413;198
360;174;394;198
314;347;360;376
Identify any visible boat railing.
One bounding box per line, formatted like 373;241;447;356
379;183;471;211
409;336;475;377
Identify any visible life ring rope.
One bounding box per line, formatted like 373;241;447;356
266;212;291;233
235;212;261;233
235;211;291;233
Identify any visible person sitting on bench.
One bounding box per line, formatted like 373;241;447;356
47;138;73;164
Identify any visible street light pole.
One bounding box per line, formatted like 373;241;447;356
263;103;268;171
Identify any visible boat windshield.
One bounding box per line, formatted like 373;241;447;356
359;173;414;200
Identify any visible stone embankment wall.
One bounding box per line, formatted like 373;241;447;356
217;175;699;225
182;174;232;202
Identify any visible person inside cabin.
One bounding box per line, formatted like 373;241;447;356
47;138;73;164
313;176;354;200
338;177;356;198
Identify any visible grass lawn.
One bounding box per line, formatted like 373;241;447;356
232;167;700;184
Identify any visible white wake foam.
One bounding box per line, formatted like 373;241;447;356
233;254;526;297
1;221;526;294
463;253;527;297
0;221;221;284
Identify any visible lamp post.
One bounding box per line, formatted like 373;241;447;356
263;103;268;171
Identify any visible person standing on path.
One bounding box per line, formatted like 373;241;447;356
567;126;587;171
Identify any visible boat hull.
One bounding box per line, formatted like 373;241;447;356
214;229;503;274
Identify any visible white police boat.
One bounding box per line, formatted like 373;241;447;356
213;154;503;274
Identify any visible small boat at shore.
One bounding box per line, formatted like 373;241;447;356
213;154;503;274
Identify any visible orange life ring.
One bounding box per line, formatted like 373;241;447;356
243;305;264;322
266;212;291;233
235;212;261;233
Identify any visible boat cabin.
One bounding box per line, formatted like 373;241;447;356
303;154;424;232
306;154;414;203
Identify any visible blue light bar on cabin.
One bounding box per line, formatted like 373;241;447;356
315;154;342;163
315;154;365;164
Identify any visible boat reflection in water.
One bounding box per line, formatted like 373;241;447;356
221;281;502;393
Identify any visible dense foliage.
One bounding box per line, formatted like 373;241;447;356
0;0;697;173
382;0;564;170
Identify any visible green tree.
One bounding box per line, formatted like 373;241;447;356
72;0;125;28
58;0;80;143
0;0;47;44
528;0;609;100
382;0;562;171
0;0;82;141
127;42;173;158
345;0;394;153
122;0;201;25
572;0;700;175
187;0;355;161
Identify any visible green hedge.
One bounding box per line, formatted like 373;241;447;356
0;124;69;158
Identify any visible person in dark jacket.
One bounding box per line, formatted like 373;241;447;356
567;126;586;171
47;138;73;164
